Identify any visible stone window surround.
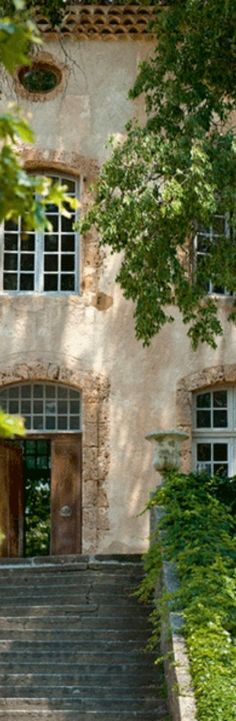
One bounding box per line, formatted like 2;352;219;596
8;148;102;300
176;364;236;473
14;52;68;103
0;360;110;553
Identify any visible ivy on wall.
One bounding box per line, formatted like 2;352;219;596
138;472;236;721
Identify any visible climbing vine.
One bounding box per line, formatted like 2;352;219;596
138;472;236;721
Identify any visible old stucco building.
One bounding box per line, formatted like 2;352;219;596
0;3;235;558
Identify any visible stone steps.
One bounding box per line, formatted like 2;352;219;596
0;556;170;720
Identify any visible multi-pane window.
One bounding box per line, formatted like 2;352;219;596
193;388;236;476
194;213;232;295
0;175;79;293
0;383;81;432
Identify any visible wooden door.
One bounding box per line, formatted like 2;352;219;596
51;434;82;555
0;441;24;557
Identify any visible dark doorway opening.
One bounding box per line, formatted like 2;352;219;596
23;439;51;557
0;433;82;558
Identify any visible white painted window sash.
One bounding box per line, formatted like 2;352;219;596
194;212;233;297
192;388;236;475
0;175;80;295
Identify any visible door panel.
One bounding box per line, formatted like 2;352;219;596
51;434;82;555
0;442;24;557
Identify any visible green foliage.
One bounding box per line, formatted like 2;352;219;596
24;476;50;556
141;472;236;721
0;410;25;438
81;0;236;348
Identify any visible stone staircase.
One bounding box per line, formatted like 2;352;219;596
0;555;170;720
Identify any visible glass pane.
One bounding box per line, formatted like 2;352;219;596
45;203;58;214
213;410;227;427
21;401;31;414
61;214;75;232
48;215;58;232
5;219;18;231
196;410;211;428
21;385;31;398
58;387;68;398
44;275;58;291
45;416;56;430
70;390;80;399
58;416;68;430
34;385;44;398
213;444;228;461
0;390;7;399
44;255;58;272
212;285;226;295
9;400;19;413
212;216;225;235
3;273;17;290
44;235;58;252
61;255;74;272
197;443;211;462
196;393;211;408
45;385;56;399
213;463;228;477
4;255;17;271
69;416;80;430
4;234;18;250
213;391;227;407
24;416;31;430
45;402;56;415
197;462;211;474
61;179;76;193
20;274;34;291
61;274;75;291
70;400;80;414
9;387;18;398
36;456;48;469
20;234;35;251
61;236;75;252
37;440;49;454
20;255;34;271
25;440;35;453
33;400;43;414
33;416;44;430
58;401;67;414
25;455;35;469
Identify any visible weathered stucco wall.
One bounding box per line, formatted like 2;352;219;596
0;34;236;553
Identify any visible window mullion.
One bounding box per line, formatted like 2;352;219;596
36;230;44;292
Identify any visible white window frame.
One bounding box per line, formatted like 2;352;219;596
0;383;81;434
0;174;80;295
193;212;232;296
192;387;236;476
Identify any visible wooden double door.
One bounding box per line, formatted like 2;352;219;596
0;434;82;558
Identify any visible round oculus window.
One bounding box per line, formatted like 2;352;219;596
18;63;62;95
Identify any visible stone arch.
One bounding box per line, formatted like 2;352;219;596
0;360;110;552
176;364;236;472
21;147;99;180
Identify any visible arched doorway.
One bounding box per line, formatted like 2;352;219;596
0;382;82;557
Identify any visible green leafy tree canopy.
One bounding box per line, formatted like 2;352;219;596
81;0;236;349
